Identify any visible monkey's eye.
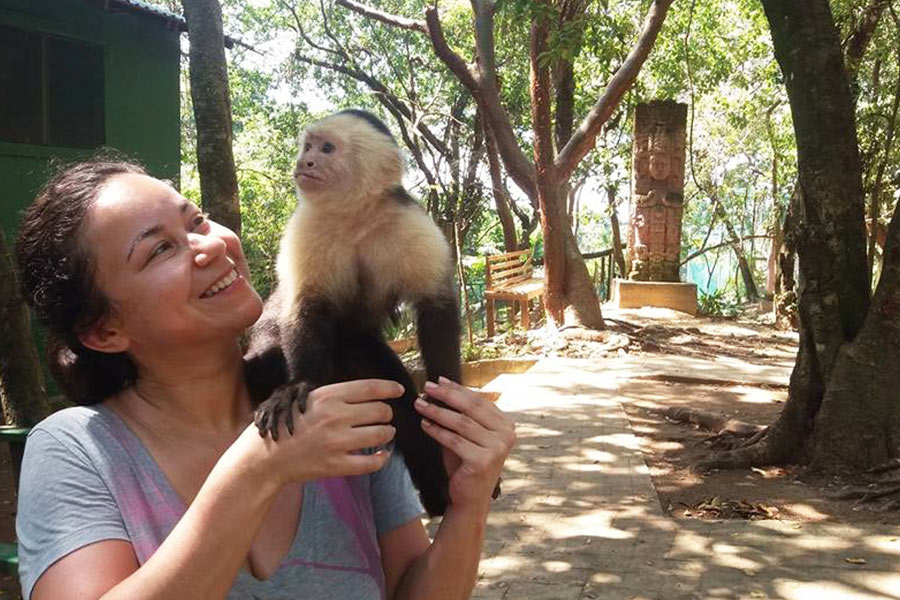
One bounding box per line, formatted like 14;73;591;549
304;143;312;152
321;142;335;154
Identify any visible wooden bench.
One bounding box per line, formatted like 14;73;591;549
484;249;545;337
0;426;29;577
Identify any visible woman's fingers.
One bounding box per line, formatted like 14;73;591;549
314;379;405;404
340;448;393;476
414;397;494;448
343;424;397;451
422;378;515;446
303;379;397;428
419;417;484;463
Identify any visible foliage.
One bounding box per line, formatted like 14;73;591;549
697;287;741;318
151;0;899;312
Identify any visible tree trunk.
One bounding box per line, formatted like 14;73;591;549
704;0;881;472
530;5;603;329
813;201;900;468
607;187;627;277
484;119;518;252
766;213;780;300
0;229;50;426
713;197;760;302
182;0;241;235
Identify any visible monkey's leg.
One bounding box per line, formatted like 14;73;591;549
415;294;462;385
346;329;450;517
254;295;337;440
416;295;502;501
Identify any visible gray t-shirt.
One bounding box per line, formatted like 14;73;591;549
16;405;425;600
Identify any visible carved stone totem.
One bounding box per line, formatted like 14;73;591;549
627;101;688;282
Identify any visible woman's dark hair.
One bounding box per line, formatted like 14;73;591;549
16;158;147;405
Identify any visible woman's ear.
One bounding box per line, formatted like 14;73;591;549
79;318;130;354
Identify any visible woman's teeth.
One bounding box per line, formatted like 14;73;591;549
201;269;238;298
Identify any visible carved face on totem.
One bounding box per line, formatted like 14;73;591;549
648;154;670;181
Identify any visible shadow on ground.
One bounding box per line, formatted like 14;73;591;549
455;358;900;600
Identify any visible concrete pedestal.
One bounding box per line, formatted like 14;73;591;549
610;278;698;316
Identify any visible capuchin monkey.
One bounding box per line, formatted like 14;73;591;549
244;109;461;517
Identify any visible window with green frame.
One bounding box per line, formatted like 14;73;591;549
0;24;105;148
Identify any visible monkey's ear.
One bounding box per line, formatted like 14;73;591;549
79;317;131;354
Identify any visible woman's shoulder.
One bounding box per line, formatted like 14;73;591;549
28;404;120;452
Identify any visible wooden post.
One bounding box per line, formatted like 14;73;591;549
484;255;495;337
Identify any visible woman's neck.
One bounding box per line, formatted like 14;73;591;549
113;341;252;434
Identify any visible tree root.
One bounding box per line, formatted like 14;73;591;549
696;433;785;471
657;406;766;437
601;318;642;334
866;458;900;474
828;482;900;506
740;427;769;448
559;326;631;351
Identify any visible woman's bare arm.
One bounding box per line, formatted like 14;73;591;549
382;378;516;600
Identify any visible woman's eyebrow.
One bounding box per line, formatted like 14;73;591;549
127;225;163;262
126;201;194;262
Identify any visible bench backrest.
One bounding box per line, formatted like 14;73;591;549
485;249;536;290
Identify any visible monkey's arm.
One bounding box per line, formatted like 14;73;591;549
244;287;288;406
281;295;338;384
415;293;462;384
252;294;338;439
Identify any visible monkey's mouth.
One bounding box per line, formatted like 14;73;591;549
200;268;239;298
295;171;322;182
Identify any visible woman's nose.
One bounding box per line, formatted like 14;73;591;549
190;232;227;267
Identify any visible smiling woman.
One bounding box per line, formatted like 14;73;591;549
11;158;515;600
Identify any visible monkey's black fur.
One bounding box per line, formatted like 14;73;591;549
245;286;458;517
336;108;397;142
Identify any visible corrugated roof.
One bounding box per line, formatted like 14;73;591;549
98;0;187;30
90;0;241;48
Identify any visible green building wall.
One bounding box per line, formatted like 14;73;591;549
0;0;181;237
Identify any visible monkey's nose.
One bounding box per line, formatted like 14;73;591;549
306;161;314;167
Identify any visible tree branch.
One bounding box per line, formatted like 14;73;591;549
844;0;890;88
556;0;674;177
335;0;427;33
293;51;450;156
425;6;537;199
281;1;345;59
423;7;480;91
680;235;772;267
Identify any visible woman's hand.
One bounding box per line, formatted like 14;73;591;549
414;377;516;512
238;379;401;487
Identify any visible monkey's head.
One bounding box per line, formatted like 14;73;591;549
294;109;403;209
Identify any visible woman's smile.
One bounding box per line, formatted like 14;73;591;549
200;268;240;299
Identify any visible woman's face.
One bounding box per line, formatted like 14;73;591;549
81;173;263;356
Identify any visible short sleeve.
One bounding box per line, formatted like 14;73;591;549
368;451;425;537
16;428;130;600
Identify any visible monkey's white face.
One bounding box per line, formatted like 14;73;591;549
294;132;347;197
292;114;404;211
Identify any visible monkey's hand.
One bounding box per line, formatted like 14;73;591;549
253;380;316;442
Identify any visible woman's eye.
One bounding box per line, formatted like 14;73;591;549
192;212;209;230
321;142;335;154
149;241;173;261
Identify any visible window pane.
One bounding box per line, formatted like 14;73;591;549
47;36;105;148
0;25;42;145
